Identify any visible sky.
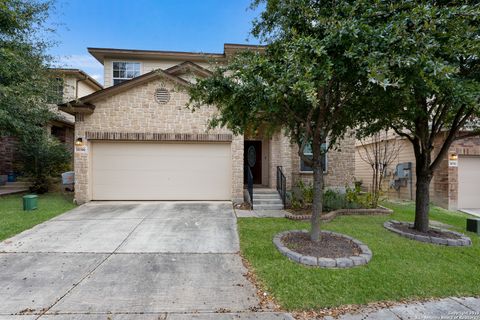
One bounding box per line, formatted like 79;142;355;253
48;0;263;85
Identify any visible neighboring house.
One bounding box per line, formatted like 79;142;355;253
0;69;102;178
355;132;480;211
60;44;355;205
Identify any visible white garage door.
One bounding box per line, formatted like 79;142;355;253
91;142;231;200
458;156;480;209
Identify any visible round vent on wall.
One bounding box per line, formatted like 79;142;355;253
155;88;170;104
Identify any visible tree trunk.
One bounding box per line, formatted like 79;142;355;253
310;145;324;242
414;166;433;233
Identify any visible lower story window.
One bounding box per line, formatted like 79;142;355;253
51;126;66;143
300;142;327;172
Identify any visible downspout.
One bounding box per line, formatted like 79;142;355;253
75;75;88;99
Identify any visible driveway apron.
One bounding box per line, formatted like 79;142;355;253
0;202;293;319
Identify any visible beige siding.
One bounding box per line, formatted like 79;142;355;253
355;138;414;200
103;58;212;88
77;80;97;98
355;135;452;207
62;74;99;100
63;77;77;101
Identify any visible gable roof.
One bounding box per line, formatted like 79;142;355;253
165;61;213;78
88;47;225;65
58;69;190;115
87;43;265;65
49;68;103;90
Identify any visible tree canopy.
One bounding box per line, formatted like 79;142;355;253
0;0;57;139
190;0;480;237
189;0;376;241
352;1;480;231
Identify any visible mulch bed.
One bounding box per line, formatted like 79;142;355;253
391;222;461;240
281;232;361;259
234;202;252;210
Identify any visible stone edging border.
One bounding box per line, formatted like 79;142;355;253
273;230;372;268
384;220;472;246
285;206;393;221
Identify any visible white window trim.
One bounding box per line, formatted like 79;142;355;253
112;61;142;84
299;141;328;174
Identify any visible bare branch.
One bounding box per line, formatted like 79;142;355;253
430;105;473;171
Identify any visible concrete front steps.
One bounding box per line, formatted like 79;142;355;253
0;181;30;196
253;188;284;210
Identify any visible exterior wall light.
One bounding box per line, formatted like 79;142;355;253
75;137;84;146
449;153;458;161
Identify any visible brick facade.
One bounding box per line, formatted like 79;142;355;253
291;133;356;189
243;130;355;192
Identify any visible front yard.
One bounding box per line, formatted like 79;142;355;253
0;193;76;241
238;201;480;310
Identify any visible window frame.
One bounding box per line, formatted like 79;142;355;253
47;77;64;104
112;61;142;85
51;125;66;143
299;141;328;174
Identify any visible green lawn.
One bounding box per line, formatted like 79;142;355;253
0;193;76;241
238;201;480;311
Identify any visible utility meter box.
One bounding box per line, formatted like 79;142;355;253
466;218;480;235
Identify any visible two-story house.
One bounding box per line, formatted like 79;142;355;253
60;44;355;205
0;68;102;186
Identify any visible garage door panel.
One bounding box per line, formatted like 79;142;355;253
458;156;480;209
92;142;231;200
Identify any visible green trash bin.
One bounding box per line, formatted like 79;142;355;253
23;195;38;211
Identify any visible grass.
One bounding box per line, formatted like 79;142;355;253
0;193;76;241
238;201;480;311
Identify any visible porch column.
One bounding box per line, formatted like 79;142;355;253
269;131;292;189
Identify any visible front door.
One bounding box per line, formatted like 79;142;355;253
244;140;262;185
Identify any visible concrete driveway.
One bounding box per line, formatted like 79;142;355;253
0;202;292;319
460;208;480;218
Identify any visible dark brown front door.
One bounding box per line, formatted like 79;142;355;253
244;140;262;185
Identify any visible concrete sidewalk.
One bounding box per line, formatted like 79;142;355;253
0;201;293;319
325;297;480;320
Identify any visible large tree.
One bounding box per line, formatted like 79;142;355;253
354;1;480;232
189;0;371;241
0;0;57;139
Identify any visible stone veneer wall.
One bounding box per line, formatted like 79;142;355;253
268;131;293;189
291;133;356;189
73;77;243;204
447;135;480;210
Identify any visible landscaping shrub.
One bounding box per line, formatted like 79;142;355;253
18;133;71;193
291;181;374;212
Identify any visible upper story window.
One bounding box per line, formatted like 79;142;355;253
300;142;328;173
113;62;141;85
47;77;64;104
